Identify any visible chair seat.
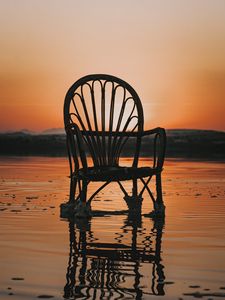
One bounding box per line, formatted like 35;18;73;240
77;166;159;182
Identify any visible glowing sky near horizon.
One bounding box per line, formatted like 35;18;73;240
0;0;225;131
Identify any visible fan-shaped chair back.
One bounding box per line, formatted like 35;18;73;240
64;74;144;167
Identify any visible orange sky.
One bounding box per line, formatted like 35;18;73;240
0;0;225;132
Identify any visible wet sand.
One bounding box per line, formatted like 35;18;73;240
0;157;225;299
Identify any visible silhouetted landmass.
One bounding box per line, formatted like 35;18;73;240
0;132;66;156
163;129;225;159
0;129;224;160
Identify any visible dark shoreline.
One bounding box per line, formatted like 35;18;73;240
0;156;224;164
0;129;225;160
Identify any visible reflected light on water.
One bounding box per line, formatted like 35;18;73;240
0;157;225;299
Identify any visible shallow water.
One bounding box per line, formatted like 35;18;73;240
0;157;225;299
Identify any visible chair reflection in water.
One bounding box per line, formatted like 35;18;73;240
64;216;165;299
63;74;166;217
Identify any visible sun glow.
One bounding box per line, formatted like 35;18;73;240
1;0;225;132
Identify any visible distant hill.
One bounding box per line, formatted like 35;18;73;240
0;129;224;160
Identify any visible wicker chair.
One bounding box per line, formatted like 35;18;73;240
63;74;166;216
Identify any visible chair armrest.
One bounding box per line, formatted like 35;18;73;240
142;127;166;169
141;127;165;136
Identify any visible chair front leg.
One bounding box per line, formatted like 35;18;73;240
132;179;138;197
156;174;162;203
69;176;77;203
80;179;88;203
154;173;165;214
74;179;92;218
124;179;143;212
60;176;77;218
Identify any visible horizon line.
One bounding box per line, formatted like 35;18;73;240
0;127;225;134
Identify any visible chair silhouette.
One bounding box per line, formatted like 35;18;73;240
63;74;166;216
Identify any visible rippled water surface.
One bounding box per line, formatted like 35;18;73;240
0;157;225;299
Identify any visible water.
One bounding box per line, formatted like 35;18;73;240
0;157;225;299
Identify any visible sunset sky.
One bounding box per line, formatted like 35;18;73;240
1;0;225;132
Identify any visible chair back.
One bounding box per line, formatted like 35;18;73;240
64;74;144;167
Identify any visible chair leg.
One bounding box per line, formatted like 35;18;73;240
156;174;162;203
74;180;92;218
80;179;87;203
132;179;138;197
69;177;77;203
154;174;165;214
124;179;143;211
60;177;77;218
